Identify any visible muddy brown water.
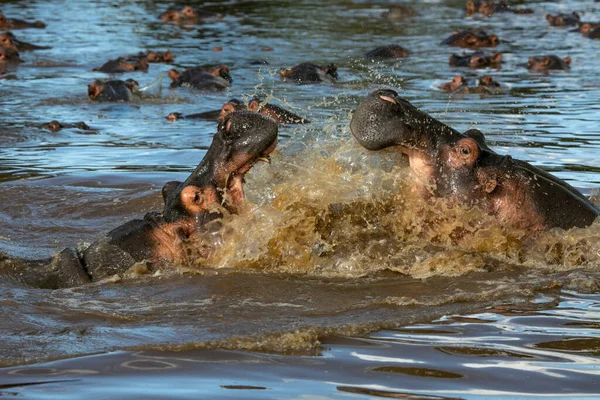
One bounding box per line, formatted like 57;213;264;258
1;0;600;398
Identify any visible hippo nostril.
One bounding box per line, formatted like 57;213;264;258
379;95;397;105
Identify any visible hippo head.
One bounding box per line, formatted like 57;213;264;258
162;110;278;226
350;89;599;232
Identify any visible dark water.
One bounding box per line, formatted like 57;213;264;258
1;0;600;398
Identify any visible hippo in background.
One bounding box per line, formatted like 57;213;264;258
350;89;599;233
364;45;409;60
168;65;232;91
167;97;309;124
440;75;501;94
0;32;50;51
449;51;502;68
93;57;149;74
159;5;220;24
465;1;533;16
527;55;571;72
0;13;45;29
0;46;22;63
88;78;140;102
0;111;279;289
546;12;580;27
280;62;338;84
441;30;499;49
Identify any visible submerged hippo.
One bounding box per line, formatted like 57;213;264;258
350;89;599;233
440;74;501;94
93;57;149;73
364;45;409;60
280;62;338;84
0;13;45;29
43;120;96;134
88;78;140;102
168;65;232;91
527;55;571;72
159;6;219;24
0;32;50;51
449;51;502;68
127;50;174;64
0;111;278;289
546;12;580;27
465;1;532;16
441;30;499;48
167;97;309;124
0;46;23;63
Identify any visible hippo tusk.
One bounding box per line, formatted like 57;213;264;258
256;156;271;164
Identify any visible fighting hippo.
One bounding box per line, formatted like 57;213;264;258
280;62;338;84
167;97;309;124
527;55;571;72
0;13;45;29
465;1;532;16
449;51;502;68
440;75;501;94
88;78;140;102
364;45;409;60
350;89;599;233
0;111;278;289
442;30;499;48
168;65;232;91
93;57;149;73
0;32;50;51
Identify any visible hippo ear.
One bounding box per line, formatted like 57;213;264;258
546;14;554;23
449;137;480;170
88;81;103;99
167;69;180;81
248;98;261;112
563;56;572;65
491;52;502;63
161;181;182;205
180;185;218;216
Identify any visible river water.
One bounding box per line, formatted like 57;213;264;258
1;0;600;398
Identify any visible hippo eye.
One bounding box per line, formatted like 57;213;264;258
460;146;470;156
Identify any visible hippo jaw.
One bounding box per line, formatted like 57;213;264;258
162;111;278;227
350;89;465;195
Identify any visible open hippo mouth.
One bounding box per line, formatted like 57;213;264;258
350;89;600;232
162;110;279;229
224;136;277;208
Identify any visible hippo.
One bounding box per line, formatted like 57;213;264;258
159;6;219;24
465;1;532;16
93;57;149;74
43;120;96;134
576;22;600;36
364;45;409;60
0;111;278;289
381;5;418;21
0;13;45;29
441;30;499;48
88;78;140;102
0;46;23;63
350;89;599;233
587;26;600;39
449;51;502;68
546;12;580;27
527;55;571;72
166;97;309;124
440;74;501;94
280;62;338;84
127;50;174;64
168;65;232;91
0;32;50;51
